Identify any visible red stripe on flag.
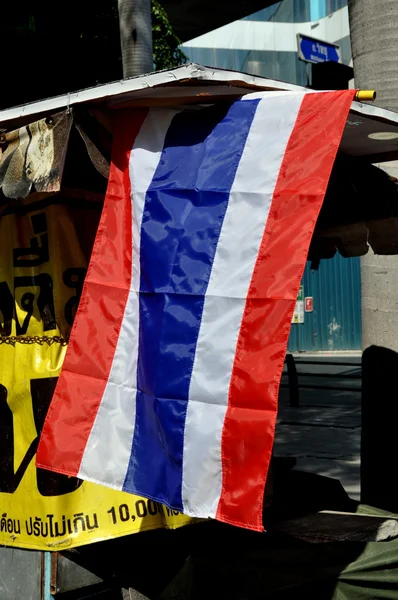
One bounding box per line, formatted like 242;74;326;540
37;110;149;476
216;90;355;530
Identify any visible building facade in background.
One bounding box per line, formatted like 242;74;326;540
182;0;362;352
182;0;351;87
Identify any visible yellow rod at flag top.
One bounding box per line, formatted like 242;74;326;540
355;90;376;102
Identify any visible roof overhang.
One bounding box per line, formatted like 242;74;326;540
2;64;398;259
1;63;398;164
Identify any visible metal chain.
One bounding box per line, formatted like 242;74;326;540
0;335;69;347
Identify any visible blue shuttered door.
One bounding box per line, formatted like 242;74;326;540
288;254;361;352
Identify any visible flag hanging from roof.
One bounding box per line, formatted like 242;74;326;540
37;89;355;531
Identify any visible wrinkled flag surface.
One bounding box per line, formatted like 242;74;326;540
37;90;355;531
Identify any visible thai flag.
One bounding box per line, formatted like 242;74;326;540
37;89;354;531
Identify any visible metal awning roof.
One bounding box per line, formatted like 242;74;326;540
2;63;398;164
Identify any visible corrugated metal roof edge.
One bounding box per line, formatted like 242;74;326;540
1;62;398;145
0;63;315;129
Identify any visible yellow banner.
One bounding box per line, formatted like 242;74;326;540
0;192;195;551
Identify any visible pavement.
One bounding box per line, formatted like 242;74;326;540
275;353;361;501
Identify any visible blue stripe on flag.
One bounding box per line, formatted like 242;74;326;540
123;100;260;508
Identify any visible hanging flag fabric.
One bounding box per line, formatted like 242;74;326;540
37;89;355;531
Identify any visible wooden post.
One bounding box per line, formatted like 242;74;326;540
361;345;398;510
286;353;299;407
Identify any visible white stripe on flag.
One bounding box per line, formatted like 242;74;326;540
78;109;179;488
182;93;305;517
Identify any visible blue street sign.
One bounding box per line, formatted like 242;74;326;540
297;33;341;64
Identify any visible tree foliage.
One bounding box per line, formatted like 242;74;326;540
152;0;187;70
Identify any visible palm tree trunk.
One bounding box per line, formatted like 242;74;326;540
118;0;153;77
349;0;398;352
349;0;398;510
349;0;398;112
